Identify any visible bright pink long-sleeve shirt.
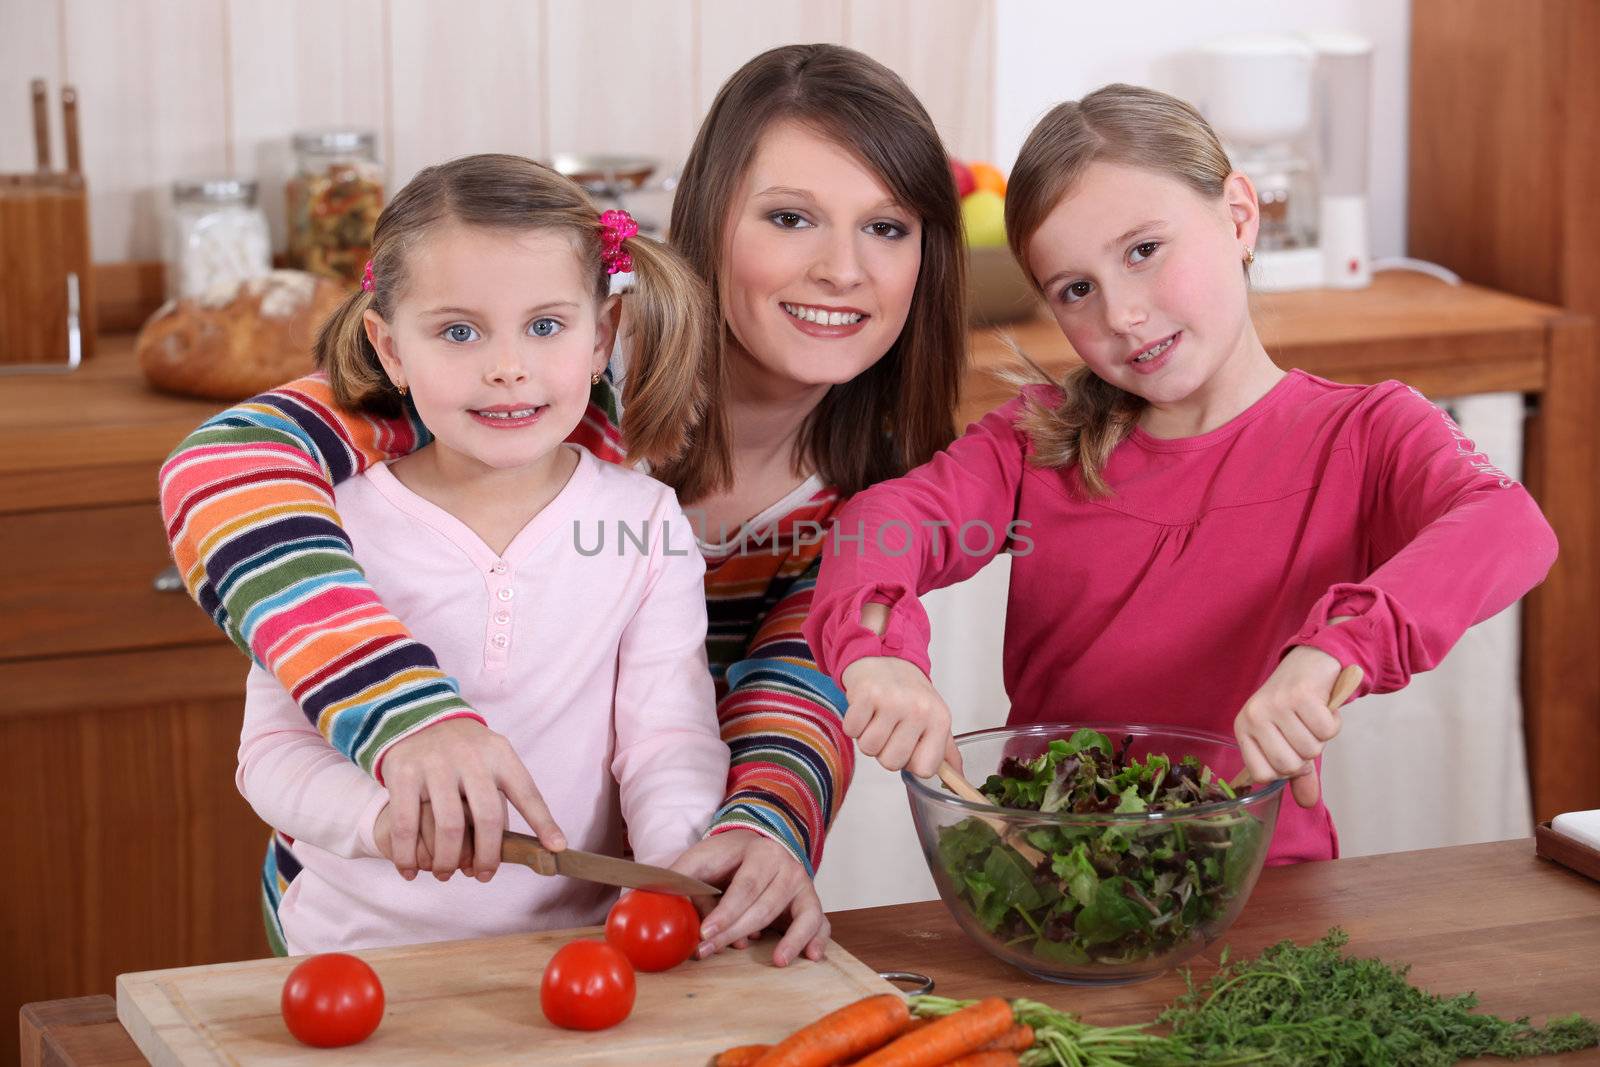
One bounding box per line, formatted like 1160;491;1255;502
805;372;1557;865
238;445;729;954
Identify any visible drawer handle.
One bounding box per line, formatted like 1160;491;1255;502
153;565;186;593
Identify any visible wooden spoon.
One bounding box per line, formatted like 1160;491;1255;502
1229;664;1365;793
937;761;1047;867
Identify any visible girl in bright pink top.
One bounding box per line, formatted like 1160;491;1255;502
803;85;1556;865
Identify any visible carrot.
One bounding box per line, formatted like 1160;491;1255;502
939;1053;1019;1067
711;1046;771;1067
977;1024;1033;1053
852;997;1014;1067
753;993;913;1067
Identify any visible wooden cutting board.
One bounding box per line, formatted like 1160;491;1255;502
117;926;900;1065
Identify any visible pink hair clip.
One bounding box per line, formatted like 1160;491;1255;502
597;209;639;275
360;260;375;293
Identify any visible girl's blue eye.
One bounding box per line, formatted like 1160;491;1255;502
865;220;908;240
769;211;811;230
443;323;479;343
529;317;563;338
1061;280;1094;304
1129;240;1159;264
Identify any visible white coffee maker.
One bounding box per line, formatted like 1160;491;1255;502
1193;33;1374;292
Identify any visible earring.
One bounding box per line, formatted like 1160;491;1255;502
397;384;408;397
591;371;603;386
1243;246;1256;267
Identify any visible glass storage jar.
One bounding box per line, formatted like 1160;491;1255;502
166;178;272;302
286;129;384;285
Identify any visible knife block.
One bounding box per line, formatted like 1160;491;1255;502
0;173;95;367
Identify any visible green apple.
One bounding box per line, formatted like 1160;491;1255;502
961;189;1006;247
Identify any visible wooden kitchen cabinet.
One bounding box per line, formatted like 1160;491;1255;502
1407;0;1600;825
0;351;268;1067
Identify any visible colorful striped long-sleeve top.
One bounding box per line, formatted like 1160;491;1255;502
158;372;853;875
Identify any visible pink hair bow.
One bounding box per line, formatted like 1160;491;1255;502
598;209;639;275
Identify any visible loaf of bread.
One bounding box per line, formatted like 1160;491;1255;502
137;270;348;400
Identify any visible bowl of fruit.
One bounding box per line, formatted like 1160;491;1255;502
952;157;1040;326
904;723;1284;985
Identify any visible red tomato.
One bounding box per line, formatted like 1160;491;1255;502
540;940;636;1030
280;953;385;1048
604;890;701;973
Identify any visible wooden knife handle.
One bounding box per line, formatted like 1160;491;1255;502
501;831;559;875
62;86;80;175
31;79;50;171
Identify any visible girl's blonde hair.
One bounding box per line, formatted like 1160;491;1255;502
663;43;967;501
1004;84;1236;497
315;153;712;471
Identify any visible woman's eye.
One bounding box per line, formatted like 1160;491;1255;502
529;318;563;338
1129;241;1160;264
769;211;811;230
1061;281;1094;304
443;323;479;343
866;220;907;239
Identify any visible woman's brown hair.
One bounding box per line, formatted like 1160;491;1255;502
1004;83;1236;497
314;153;712;471
661;43;967;501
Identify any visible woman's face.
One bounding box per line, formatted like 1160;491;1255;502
1025;161;1258;409
720;119;923;392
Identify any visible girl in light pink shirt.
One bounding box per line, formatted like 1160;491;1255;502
804;85;1556;865
237;154;728;954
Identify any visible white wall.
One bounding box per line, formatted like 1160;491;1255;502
0;0;994;263
991;0;1411;258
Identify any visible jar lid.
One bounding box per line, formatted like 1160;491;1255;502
293;129;378;154
172;178;259;203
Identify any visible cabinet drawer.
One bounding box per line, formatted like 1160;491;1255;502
0;503;224;660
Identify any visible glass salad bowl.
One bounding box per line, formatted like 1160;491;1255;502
903;722;1284;985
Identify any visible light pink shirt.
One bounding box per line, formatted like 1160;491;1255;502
238;445;728;954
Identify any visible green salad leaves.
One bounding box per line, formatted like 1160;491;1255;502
936;728;1268;968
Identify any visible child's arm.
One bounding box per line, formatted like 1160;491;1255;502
800;392;1035;780
1291;384;1557;691
237;665;393;861
804;393;1035;688
610;499;730;869
1235;385;1559;804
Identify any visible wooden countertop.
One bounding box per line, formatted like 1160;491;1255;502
20;838;1600;1065
0;270;1575;515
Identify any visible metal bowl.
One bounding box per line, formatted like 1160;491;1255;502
549;154;659;194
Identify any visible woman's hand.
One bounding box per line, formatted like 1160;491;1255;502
1233;645;1345;808
668;829;829;968
377;718;565;882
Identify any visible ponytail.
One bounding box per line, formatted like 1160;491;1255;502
314;284;406;418
1003;351;1144;498
619;234;731;498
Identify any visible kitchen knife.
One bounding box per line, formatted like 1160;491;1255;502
501;832;721;897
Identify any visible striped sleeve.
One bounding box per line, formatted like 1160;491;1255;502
158;372;627;780
706;556;854;876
